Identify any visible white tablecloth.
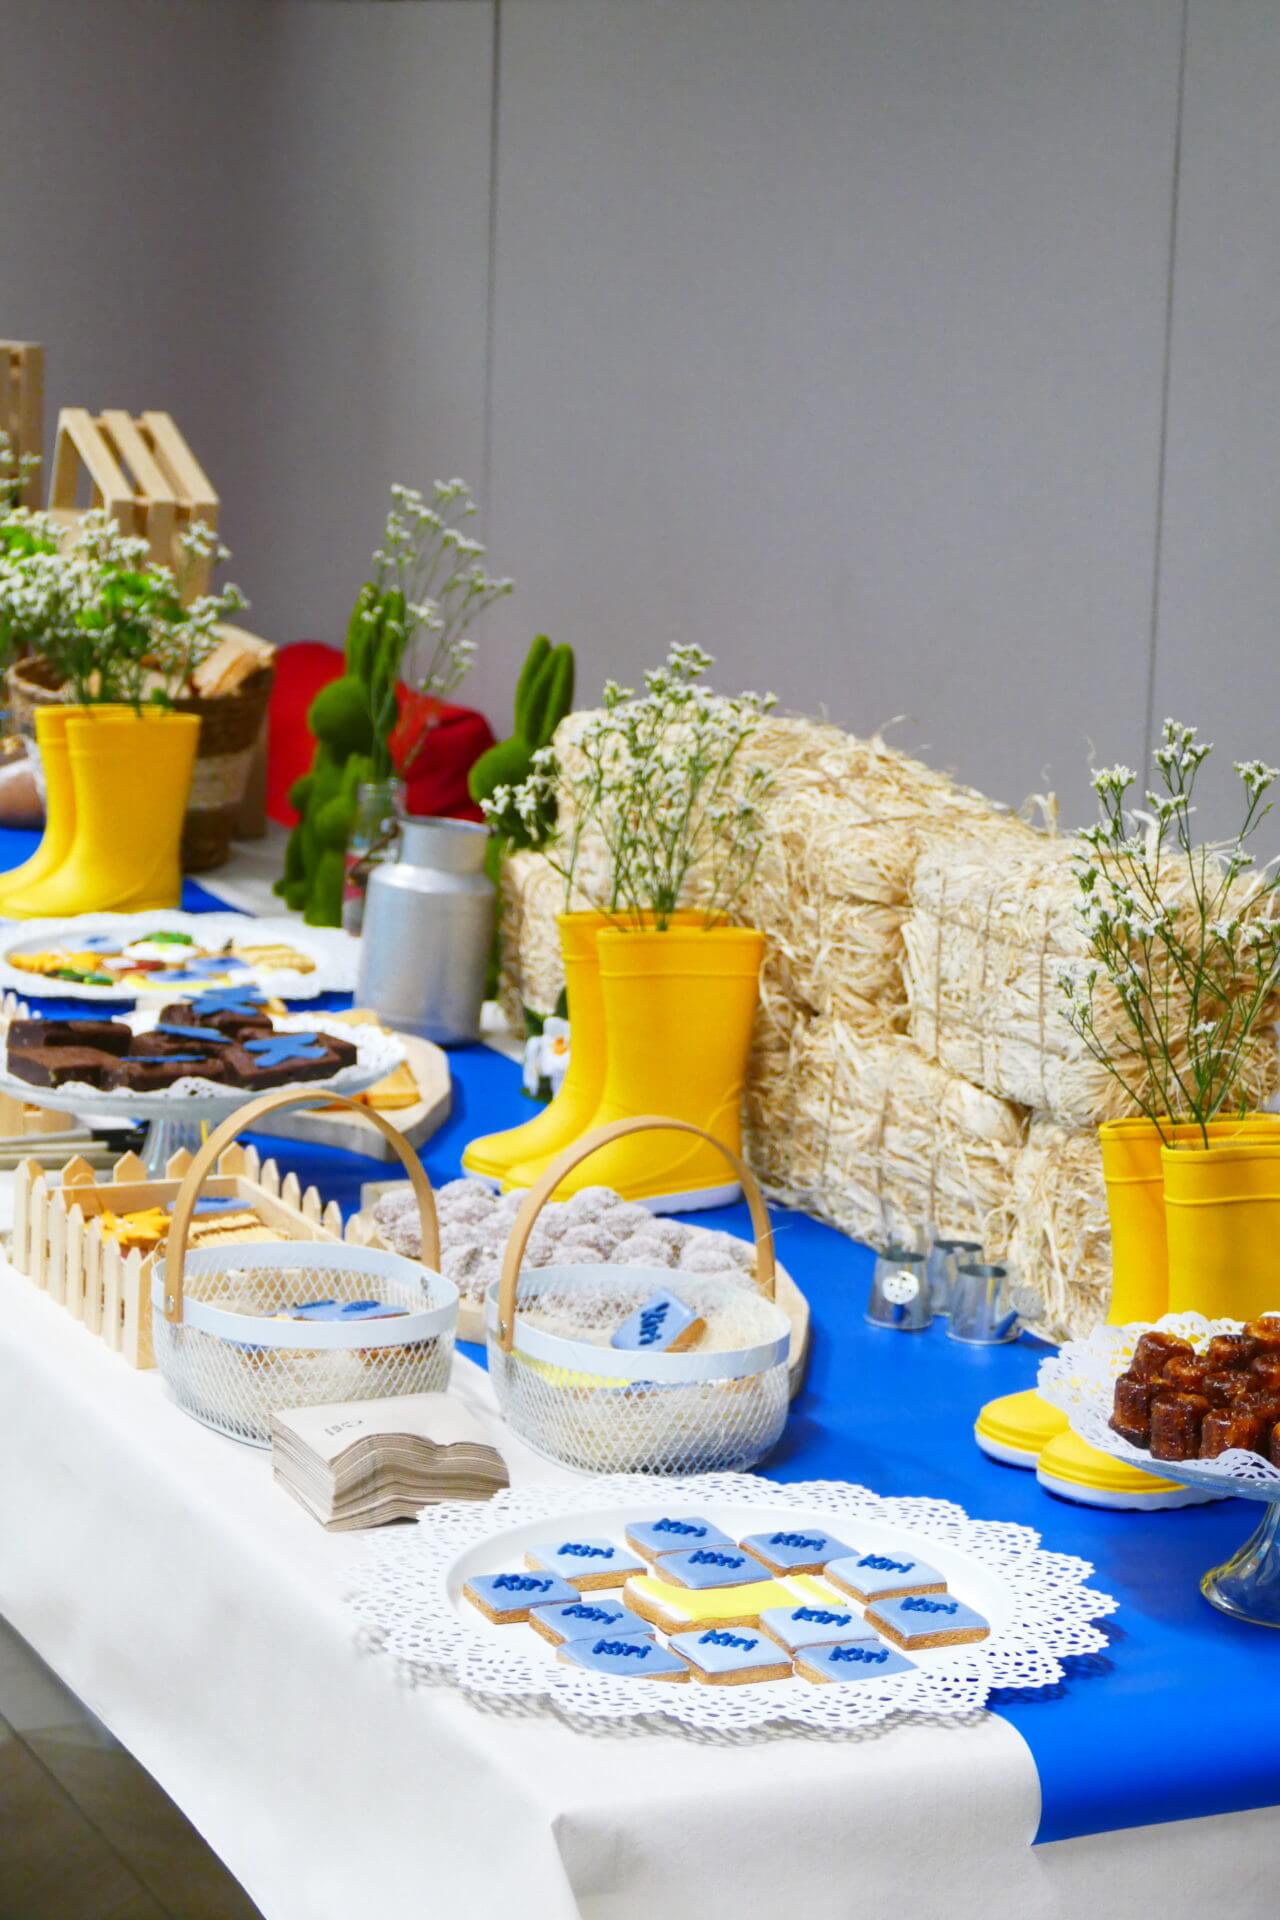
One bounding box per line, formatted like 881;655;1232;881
1;1262;1276;1919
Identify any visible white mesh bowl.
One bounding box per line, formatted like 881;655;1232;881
152;1087;455;1446
154;1242;457;1447
485;1115;792;1474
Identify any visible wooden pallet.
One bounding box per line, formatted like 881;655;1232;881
47;407;219;598
0;342;43;507
10;1142;342;1370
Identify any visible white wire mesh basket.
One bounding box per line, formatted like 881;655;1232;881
485;1117;792;1474
153;1089;457;1446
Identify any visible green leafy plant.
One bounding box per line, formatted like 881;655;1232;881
1060;719;1280;1144
468;633;575;849
481;643;775;929
0;504;241;707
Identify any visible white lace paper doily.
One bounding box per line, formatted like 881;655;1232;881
346;1474;1116;1736
1039;1311;1280;1503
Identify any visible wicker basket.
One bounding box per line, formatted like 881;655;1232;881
153;1089;456;1445
5;651;276;873
486;1117;792;1475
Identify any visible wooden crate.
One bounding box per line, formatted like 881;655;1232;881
10;1142;344;1370
47;407;219;598
1;342;43;508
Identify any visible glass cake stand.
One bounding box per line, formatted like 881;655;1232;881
1038;1314;1280;1629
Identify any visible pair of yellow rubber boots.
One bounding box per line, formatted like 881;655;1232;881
462;913;764;1209
0;706;200;918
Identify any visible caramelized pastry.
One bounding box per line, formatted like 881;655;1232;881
1204;1333;1259;1372
1203;1370;1254;1407
1131;1331;1194;1381
1242;1318;1280;1355
1149;1392;1210;1460
1110;1373;1158;1446
1162;1355;1212;1395
1249;1356;1280;1394
1199;1405;1272;1458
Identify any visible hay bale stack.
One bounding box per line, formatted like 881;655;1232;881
902;835;1280;1125
1009;1116;1111;1343
743;1019;1026;1255
496;850;568;1028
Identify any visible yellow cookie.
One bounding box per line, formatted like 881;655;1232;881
624;1571;828;1633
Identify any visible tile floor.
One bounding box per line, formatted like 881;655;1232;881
0;1615;261;1919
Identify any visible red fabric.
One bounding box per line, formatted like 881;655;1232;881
266;642;495;827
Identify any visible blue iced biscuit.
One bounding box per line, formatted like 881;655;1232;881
794;1640;916;1685
825;1550;948;1604
288;1298;405;1321
739;1529;853;1575
865;1592;991;1649
610;1290;705;1353
190;987;268;1015
624;1517;735;1564
524;1536;646;1590
463;1570;579;1622
655;1546;760;1590
528;1598;651;1647
758;1603;879;1654
156;1024;233;1044
556;1636;689;1681
668;1627;792;1685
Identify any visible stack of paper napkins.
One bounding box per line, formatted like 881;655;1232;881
271;1394;509;1530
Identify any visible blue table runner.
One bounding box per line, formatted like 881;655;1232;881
3;825;1277;1845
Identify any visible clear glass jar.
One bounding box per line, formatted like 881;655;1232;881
342;776;404;935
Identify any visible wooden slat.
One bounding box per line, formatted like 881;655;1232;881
49;408;134;524
101;409;176;569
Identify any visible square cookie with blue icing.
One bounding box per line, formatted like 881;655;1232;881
794;1640;916;1685
825;1550;947;1605
556;1636;689;1682
463;1569;579;1623
524;1536;645;1590
739;1528;853;1575
610;1290;706;1353
653;1545;761;1590
668;1627;792;1686
528;1597;652;1647
624;1516;735;1564
865;1592;991;1650
758;1602;879;1655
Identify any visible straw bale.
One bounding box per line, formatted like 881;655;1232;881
903;835;1280;1126
498;712;1031;1036
743;1018;1026;1256
1008;1116;1111;1344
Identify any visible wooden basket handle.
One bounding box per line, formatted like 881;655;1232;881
495;1115;775;1350
162;1089;440;1322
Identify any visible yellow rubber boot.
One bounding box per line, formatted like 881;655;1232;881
503;924;764;1210
6;709;200;917
462;913;610;1187
0;707;79;908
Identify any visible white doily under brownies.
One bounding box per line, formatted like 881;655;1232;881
345;1475;1117;1735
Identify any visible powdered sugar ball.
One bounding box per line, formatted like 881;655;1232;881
564;1185;621;1224
612;1233;677;1268
596;1201;656;1241
372;1186;418;1229
641;1217;688;1254
559;1225;615;1260
681;1229;754;1271
678;1241;752;1280
546;1242;599;1266
381;1213;423;1259
441;1240;486;1285
491;1189;531;1229
535;1204;571;1242
436;1178;497;1228
522;1224;561;1267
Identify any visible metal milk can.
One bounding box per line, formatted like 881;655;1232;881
356;816;493;1045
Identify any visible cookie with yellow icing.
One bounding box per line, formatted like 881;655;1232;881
623;1570;822;1633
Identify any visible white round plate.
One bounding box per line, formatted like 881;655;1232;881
0;1010;403;1120
347;1473;1116;1736
1039;1311;1280;1503
0;911;358;1002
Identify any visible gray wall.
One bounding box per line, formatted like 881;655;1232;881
5;0;1277;832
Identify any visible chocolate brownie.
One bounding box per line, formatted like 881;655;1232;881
131;1024;234;1059
223;1034;337;1090
7;1046;122;1090
8;1018;131;1056
158;1002;273;1040
106;1055;228;1093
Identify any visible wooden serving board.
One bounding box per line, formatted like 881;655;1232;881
249;1032;451;1160
348;1186;812;1399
